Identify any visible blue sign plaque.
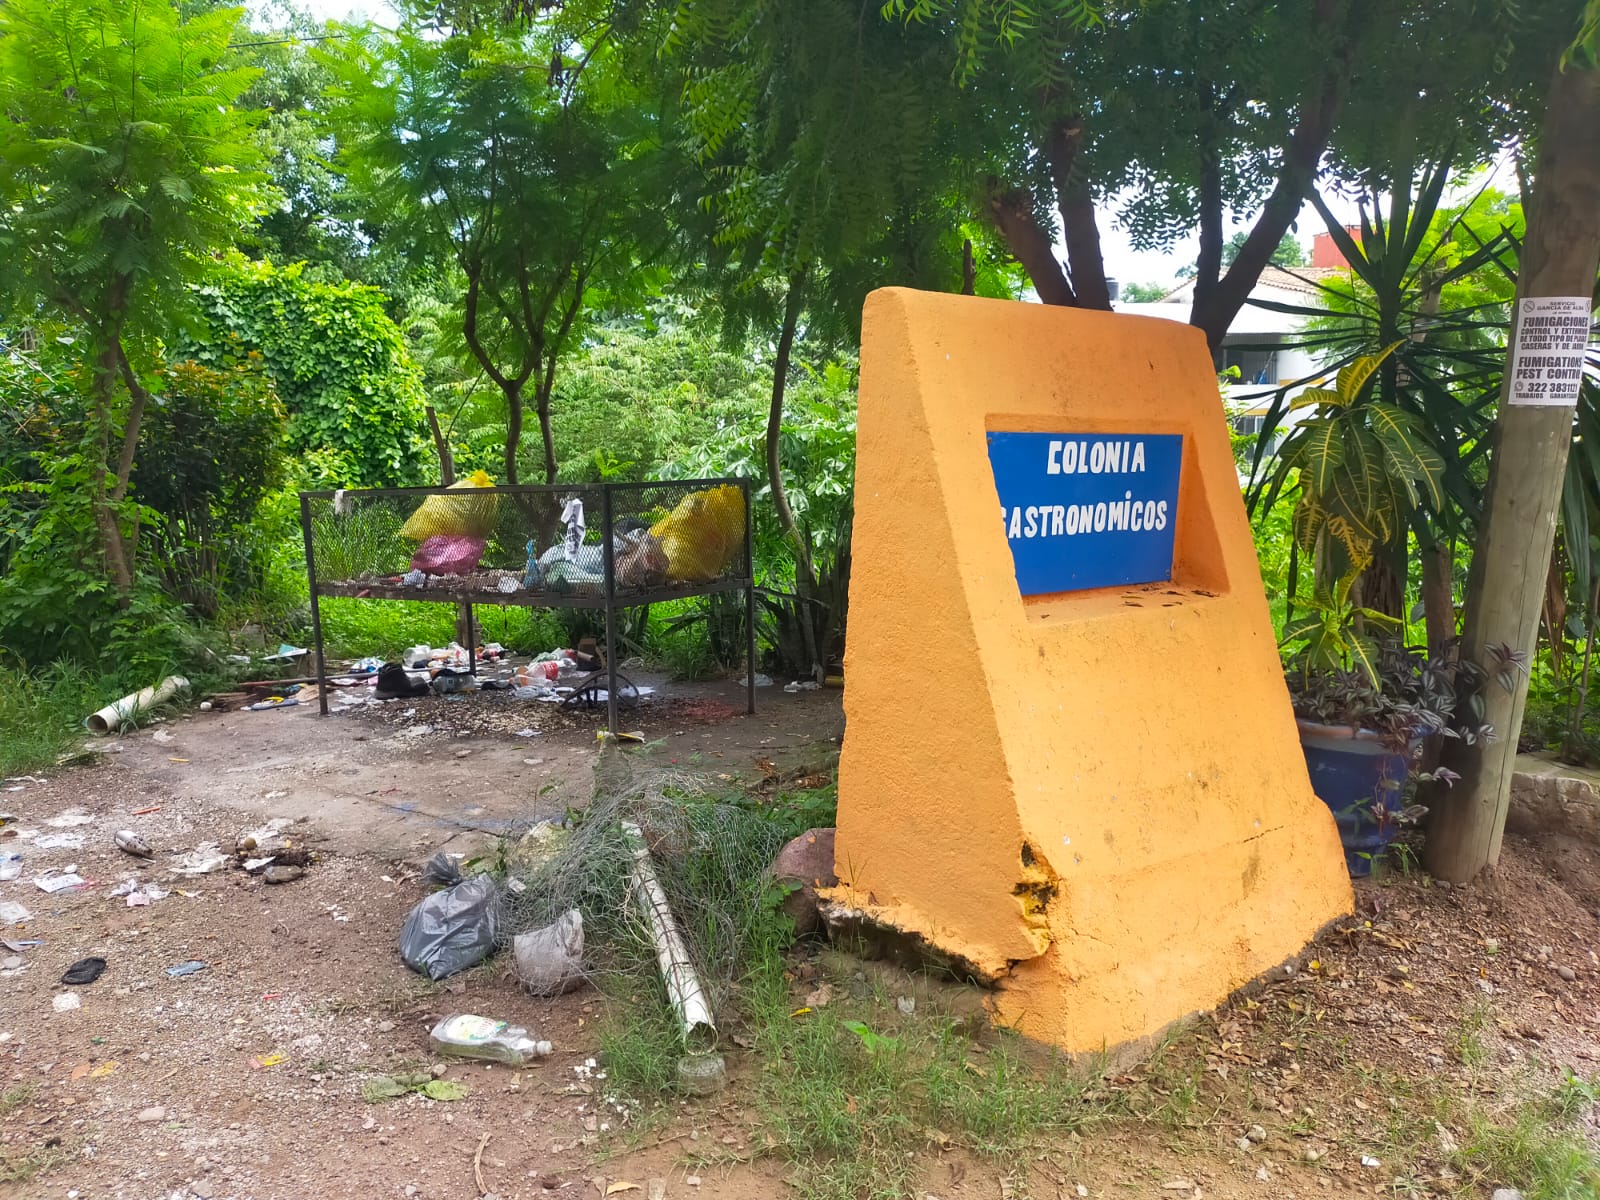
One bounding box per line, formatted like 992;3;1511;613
985;432;1183;596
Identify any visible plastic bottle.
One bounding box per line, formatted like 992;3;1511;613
429;1014;551;1067
0;853;21;882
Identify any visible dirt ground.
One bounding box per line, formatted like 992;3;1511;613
3;679;1600;1200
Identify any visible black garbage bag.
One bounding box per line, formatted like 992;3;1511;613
399;874;499;980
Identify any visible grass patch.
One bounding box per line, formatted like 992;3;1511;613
1368;1060;1600;1200
1444;1072;1600;1199
0;1084;36;1114
0;1137;73;1185
739;964;1114;1200
0;660;203;777
1453;998;1494;1069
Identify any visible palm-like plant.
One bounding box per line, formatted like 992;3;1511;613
1267;344;1451;594
1245;161;1521;626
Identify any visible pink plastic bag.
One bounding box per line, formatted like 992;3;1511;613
410;535;487;576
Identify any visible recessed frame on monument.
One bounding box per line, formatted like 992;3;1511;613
828;287;1351;1055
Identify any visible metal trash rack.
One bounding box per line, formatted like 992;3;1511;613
297;477;756;734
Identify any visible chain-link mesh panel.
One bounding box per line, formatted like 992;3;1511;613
497;749;789;1015
303;479;750;606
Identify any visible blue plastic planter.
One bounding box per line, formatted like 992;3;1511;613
1296;720;1417;876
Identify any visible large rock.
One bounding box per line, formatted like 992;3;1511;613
771;828;837;936
1509;753;1600;843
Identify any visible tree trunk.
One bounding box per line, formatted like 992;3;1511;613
1043;117;1111;310
1420;539;1456;660
503;385;523;486
1424;61;1600;883
961;239;976;296
537;389;557;485
767;277;811;583
426;406;455;485
1354;536;1406;622
91;331;134;597
984;180;1075;306
768;277;823;679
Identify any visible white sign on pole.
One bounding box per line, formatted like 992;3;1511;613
1507;296;1593;406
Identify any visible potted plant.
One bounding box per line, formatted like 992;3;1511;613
1280;580;1495;873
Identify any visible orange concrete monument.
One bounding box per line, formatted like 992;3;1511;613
829;288;1352;1054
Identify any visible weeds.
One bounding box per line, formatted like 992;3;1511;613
0;1084;35;1114
1448;1077;1600;1199
738;965;1113;1200
0;658;202;777
1454;998;1494;1069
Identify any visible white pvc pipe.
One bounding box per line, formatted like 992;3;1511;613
621;821;717;1051
86;675;190;735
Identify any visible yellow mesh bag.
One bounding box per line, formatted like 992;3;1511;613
399;470;499;541
650;485;745;582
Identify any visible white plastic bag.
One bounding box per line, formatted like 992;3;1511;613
512;909;585;995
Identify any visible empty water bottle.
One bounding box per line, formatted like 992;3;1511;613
429;1014;551;1067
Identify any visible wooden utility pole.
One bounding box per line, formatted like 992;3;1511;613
1424;54;1600;882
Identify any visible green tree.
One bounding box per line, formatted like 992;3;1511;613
665;0;1004;649
323;4;678;484
0;0;267;595
885;0;1569;348
1223;230;1304;268
1119;281;1172;303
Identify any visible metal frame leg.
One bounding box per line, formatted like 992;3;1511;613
602;486;618;736
299;493;329;717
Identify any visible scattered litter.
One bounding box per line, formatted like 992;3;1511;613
131;805;162;816
238;818;295;851
0;901;32;925
4;775;47;785
1360;1156;1381;1169
35;871;88;894
0;955;23;977
115;830;154;859
515;728;539;738
61;957;106;986
262;644;308;662
783;680;821;693
896;995;916;1016
172;844;227;875
45;810;95;828
250;1053;287;1070
400;872;499;980
152;729;176;744
430;1014;551;1066
53;992;81;1012
0;853;20;882
109;880;168;907
242;857;277;873
1;937;38;952
264;865;304;885
361;1071;469;1104
34;833;86;850
165;960;208;978
246;697;299;712
595;730;646;745
512;909;585;996
748;673;774;688
324;904;351;922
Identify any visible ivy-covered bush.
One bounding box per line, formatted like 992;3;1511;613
184;257;429;487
